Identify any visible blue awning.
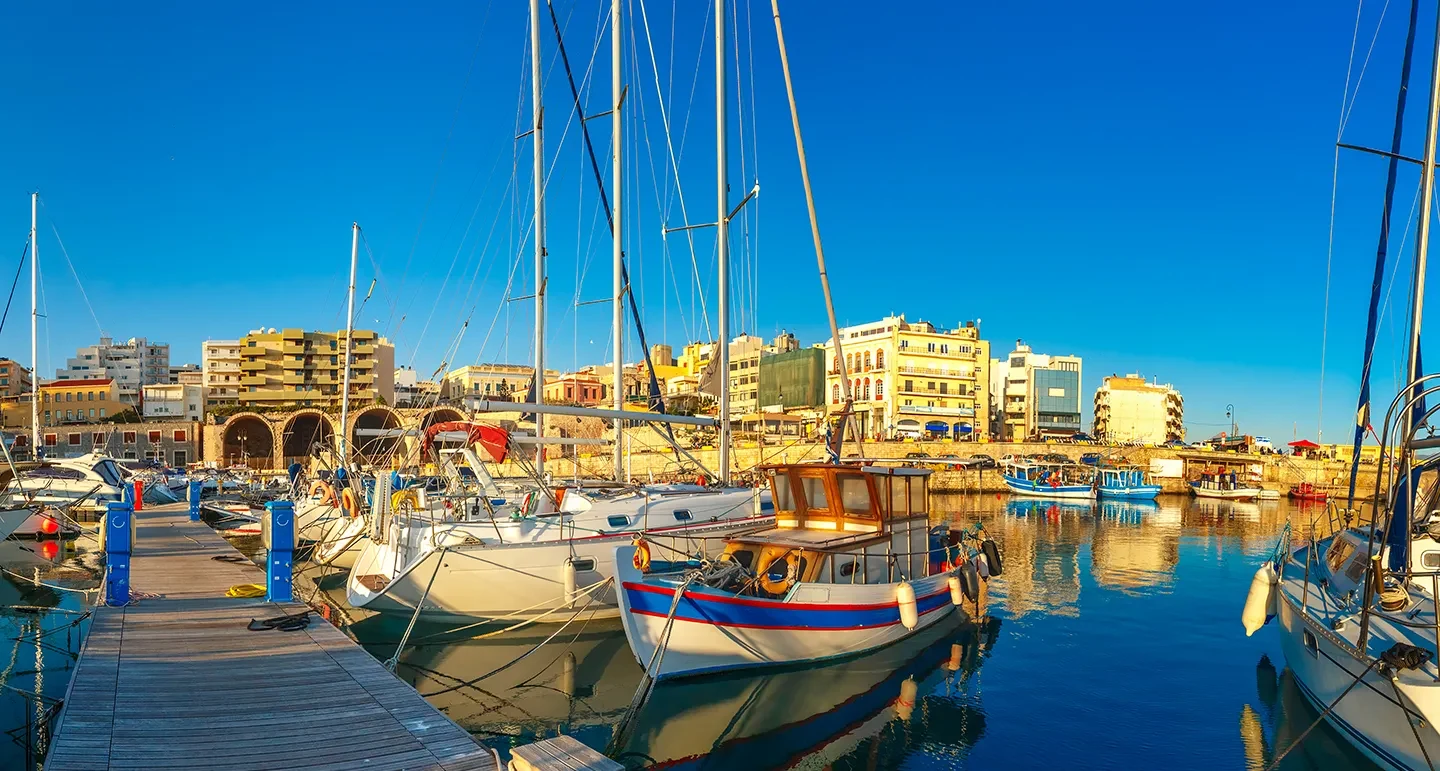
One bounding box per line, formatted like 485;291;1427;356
955;423;974;433
925;421;950;432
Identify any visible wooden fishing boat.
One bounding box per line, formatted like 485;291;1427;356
615;463;999;681
1286;482;1329;502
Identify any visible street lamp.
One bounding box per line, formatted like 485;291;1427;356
1226;404;1235;438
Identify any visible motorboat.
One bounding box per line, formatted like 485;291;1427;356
1096;465;1161;500
613;463;994;681
1190;468;1261;501
1001;461;1096;500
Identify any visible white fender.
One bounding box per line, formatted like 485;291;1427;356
897;581;918;630
947;575;965;606
562;559;578;608
1241;564;1278;636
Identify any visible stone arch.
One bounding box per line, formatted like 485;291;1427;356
221;414;275;470
280;409;336;465
350;406;403;467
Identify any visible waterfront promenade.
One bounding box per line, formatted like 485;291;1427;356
45;503;498;771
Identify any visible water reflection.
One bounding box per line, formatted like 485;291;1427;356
1240;655;1373;770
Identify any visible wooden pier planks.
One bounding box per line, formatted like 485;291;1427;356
45;503;498;771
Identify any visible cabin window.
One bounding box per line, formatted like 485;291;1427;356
571;558;596;572
771;472;796;511
607;515;629;528
890;476;908;516
1326;538;1355;576
1302;629;1318;655
673;509;693;522
908;475;928;513
839;559;857;577
838;475;872;516
1425;552;1440;569
800;476;829;510
728;549;755;570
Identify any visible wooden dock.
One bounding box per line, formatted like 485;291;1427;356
45;502;499;771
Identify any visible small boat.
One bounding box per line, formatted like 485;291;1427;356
615;462;992;681
1286;482;1328;502
1256;489;1281;500
1001;461;1096;500
1096;465;1161;500
1190;469;1261;501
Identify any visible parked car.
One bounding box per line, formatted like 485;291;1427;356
1071;432;1095;443
969;453;998;469
1079;452;1103;466
903;451;930;467
1042;452;1071;465
1163;439;1188;449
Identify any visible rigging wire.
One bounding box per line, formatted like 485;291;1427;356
0;242;29;338
38;204;104;337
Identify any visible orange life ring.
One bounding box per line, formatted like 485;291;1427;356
308;480;337;507
340;488;360;519
759;552;801;596
632;538;652;572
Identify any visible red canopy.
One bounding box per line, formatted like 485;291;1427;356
421;421;510;463
1288;439;1320;449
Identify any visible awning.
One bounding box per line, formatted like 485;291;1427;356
955;423;974;434
896;419;921;430
925;421;950;432
1288;439;1320;449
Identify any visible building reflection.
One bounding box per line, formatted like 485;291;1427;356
1090;500;1181;596
968;500;1088;618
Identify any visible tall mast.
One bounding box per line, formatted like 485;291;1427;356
531;0;548;477
611;0;625;481
715;0;730;485
29;193;38;458
339;222;359;465
1404;11;1440;421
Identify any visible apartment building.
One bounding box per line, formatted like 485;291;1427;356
0;359;32;399
1093;374;1184;444
55;337;169;404
142;383;205;421
989;341;1083;441
169;363;202;383
202;339;244;407
231;328;395;409
394;366;441;408
443;364;546;405
823;315;990;440
39;378;129;426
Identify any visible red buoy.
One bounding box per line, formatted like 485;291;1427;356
38;540;59;560
39;514;58;536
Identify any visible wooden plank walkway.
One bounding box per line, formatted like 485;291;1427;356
46;503;499;771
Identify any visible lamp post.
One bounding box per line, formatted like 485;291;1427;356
1226;404;1235;438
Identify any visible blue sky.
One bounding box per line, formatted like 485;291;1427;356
0;1;1432;444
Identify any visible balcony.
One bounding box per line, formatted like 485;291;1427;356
240;376;269;387
351;358;376;369
208;362;241;373
351;343;376;355
282;343;306;355
897;404;975;418
282;374;305;385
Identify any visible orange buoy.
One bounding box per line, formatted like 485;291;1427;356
39;514;59;536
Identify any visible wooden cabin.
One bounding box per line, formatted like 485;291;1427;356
719;463;936;595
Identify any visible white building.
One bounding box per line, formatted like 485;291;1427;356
988;340;1083;441
169;363;201;383
55;336;170;404
394;366;440;408
142;383;204;421
201;340;243;408
1093;374;1184;444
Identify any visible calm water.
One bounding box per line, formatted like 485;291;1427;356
0;497;1381;770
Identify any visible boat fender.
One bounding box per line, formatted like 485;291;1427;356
945;643;963;672
948;575;965;607
981;540;1004;577
897;581;919;630
632;538;652;572
340;489;361;519
390;489;420;513
308;480;337;507
1241;564;1278;636
561;651;577;697
562;559;578;608
895;677;918;721
959;560;980;602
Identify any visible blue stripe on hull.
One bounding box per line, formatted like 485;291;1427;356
1097;485;1161;500
623;584;952;630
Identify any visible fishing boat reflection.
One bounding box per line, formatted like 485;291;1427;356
615;614;999;769
1097;498;1158;522
1004;499;1095;519
1240;654;1372;770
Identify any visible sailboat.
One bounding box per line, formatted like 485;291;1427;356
1252;5;1440;767
344;0;774;622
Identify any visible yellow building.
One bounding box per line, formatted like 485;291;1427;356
823;315;990;441
39;378;129;426
231;328;395;409
1093;374;1183;444
678;341;716;377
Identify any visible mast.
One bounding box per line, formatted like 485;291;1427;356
339;222;359;464
1403;11;1440;424
29;193;38;458
611;0;625;481
715;0;730;485
532;0;547;478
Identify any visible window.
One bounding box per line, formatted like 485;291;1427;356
673;509;693;522
927;342;936;352
890;476;908;516
800;476;828;510
247;340;256;347
173;430;187;442
908;475;928;514
67;432;80;445
845;353;853;372
607;515;629;528
1048;387;1066;397
875;350;884;369
88;392;95;401
863;351;872;371
904;379;913;392
863;378;870;400
65;410;74;421
123;431;136;444
838;475;872;516
99;408;106;418
92;433;104;445
770;472;795;510
832;356;840;374
940;383;948;395
147;431;161;443
43;434;56;446
832;384;841;404
875;380;884;400
65;393;72;402
43;411;49;422
899;339;909;349
88;408;96;419
173;450;188;466
940;344;949;354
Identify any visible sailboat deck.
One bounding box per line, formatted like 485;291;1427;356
46;503;498;771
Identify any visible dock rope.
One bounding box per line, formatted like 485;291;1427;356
246;610;311;632
225;584;267;598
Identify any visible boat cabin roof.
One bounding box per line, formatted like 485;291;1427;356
759;463;929;538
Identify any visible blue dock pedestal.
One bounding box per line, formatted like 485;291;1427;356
263;501;295;602
188;480;202;522
104;501;134;607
